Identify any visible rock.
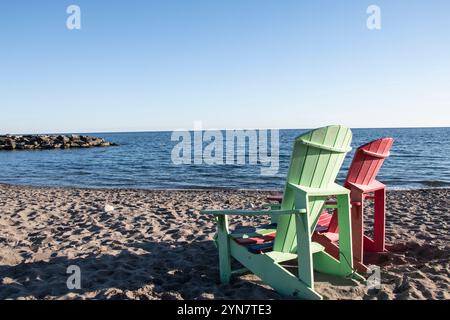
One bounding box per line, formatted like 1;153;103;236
37;136;50;145
81;136;93;142
16;142;26;150
89;139;103;146
56;135;70;144
41;143;53;149
104;204;115;213
4;139;16;150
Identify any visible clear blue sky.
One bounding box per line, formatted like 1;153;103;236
1;0;449;134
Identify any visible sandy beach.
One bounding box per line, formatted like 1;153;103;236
0;184;448;300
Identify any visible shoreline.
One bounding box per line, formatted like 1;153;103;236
1;182;447;193
0;184;448;300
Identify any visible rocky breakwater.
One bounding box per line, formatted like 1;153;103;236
0;134;117;151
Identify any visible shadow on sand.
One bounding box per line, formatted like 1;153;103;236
0;240;285;300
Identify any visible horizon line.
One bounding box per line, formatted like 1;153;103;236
1;125;449;136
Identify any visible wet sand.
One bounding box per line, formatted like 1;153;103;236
0;184;448;300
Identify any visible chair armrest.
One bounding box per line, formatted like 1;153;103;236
288;183;350;197
201;208;307;216
346;181;385;193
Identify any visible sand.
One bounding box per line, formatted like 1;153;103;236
0;184;448;300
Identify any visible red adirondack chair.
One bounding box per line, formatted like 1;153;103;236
268;138;394;273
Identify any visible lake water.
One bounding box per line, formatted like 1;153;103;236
0;128;449;190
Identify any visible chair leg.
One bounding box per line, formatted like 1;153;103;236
336;194;355;276
217;215;232;284
350;191;364;270
295;193;314;289
372;188;386;252
313;194;361;279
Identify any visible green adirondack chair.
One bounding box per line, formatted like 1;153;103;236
202;125;364;300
